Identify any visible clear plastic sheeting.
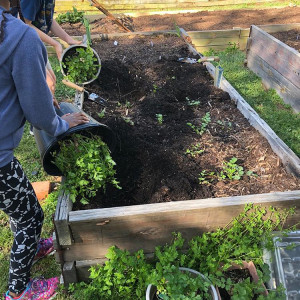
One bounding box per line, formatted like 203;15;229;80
264;231;300;300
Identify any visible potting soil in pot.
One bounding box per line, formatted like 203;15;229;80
71;35;300;210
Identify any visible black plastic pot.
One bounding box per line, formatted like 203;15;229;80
33;102;116;176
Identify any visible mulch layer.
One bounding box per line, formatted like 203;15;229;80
58;6;300;36
271;29;300;52
72;34;300;211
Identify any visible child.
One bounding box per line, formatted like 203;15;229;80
0;1;89;299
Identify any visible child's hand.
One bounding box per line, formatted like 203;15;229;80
61;112;89;128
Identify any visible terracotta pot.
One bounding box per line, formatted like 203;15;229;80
217;261;268;298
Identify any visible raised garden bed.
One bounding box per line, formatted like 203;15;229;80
246;25;300;113
53;33;300;284
55;6;300;34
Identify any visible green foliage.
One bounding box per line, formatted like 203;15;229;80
153;84;159;93
69;204;292;300
204;48;300;157
187;204;295;274
185;143;204;157
186;97;201;106
62;46;100;84
187;112;211;135
122;116;135;126
198;170;215;185
40;191;59;238
97;108;106;119
156;114;164;125
149;234;213;300
219;157;244;180
14;123;50;182
56;7;84;24
53;134;121;204
71;247;151;299
49;57;74;101
174;23;181;37
199;158;256;184
83;17;92;45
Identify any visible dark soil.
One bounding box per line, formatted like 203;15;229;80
271;29;300;52
58;7;300;36
72;34;300;211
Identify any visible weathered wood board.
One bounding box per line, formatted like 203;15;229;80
246;25;300;113
55;0;276;14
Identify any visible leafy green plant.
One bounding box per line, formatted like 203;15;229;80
53;134;121;204
122;116;134;126
216;119;232;129
187;112;211;136
185;143;204;157
186;97;201;106
187;204;295;299
68;204;293;300
83;17;92;45
56;7;84;24
149;233;213;300
97;108;106;119
198;170;215;185
152;84;159;93
156;114;163;125
218;157;244;180
62;46;100;84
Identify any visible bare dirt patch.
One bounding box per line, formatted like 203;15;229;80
271;29;300;51
59;7;300;35
72;34;300;210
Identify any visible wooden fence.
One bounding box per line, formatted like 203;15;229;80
55;0;276;14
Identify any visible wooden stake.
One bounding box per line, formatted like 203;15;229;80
88;0;132;32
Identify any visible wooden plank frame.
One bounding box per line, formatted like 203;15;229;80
53;28;300;284
246;25;300;113
46;23;300;55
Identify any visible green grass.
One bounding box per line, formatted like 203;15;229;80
49;56;75;101
205;46;300;157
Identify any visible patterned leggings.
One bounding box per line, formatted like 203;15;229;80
0;158;44;294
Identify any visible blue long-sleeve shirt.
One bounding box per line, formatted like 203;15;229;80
0;6;69;167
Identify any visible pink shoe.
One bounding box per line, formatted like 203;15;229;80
33;238;55;264
5;277;59;300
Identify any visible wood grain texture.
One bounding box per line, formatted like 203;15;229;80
247;52;300;112
60;192;300;261
248;25;300;88
258;23;300;33
63;261;78;285
54;191;73;246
